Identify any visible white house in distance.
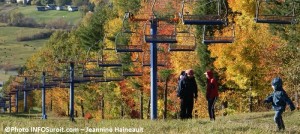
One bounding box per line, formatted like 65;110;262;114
56;6;64;11
67;5;78;12
16;0;30;4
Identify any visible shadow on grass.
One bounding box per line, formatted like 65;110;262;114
0;112;41;118
198;120;211;125
244;112;274;120
211;126;255;133
1;106;46;118
228;112;274;122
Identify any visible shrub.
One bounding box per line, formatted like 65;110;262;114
16;31;53;41
19;17;39;27
8;11;40;27
45;18;69;29
0;13;10;23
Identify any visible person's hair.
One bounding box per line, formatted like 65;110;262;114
186;69;194;75
178;71;186;80
181;71;186;75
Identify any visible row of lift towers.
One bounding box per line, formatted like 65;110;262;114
0;0;298;120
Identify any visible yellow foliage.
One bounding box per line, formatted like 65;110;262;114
228;0;256;16
209;9;285;89
104;18;123;37
170;51;199;76
80;12;94;27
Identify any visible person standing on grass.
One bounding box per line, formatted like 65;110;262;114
177;69;198;119
177;70;186;96
204;69;219;121
264;77;295;131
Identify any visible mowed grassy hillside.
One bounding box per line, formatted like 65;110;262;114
0;4;82;25
0;26;48;64
0;26;48;81
0;4;82;82
0;111;299;134
14;6;82;25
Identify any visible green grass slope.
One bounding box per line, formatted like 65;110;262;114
0;111;299;133
0;26;48;81
0;26;48;65
0;4;82;82
0;4;82;25
14;6;82;25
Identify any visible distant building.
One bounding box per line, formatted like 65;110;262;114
67;6;78;12
36;6;46;11
5;0;11;4
46;4;56;10
16;0;30;4
56;6;64;11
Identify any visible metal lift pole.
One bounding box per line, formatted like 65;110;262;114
23;77;27;112
150;19;158;120
9;96;11;113
16;89;18;113
42;72;47;119
69;62;75;121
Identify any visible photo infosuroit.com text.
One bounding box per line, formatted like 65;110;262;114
3;126;144;133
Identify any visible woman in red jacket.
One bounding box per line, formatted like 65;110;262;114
205;70;219;121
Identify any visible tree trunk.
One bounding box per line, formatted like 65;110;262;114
81;100;84;117
147;99;150;119
67;102;69;116
249;95;253;112
121;104;124;118
295;91;299;110
140;89;143;119
222;101;228;116
50;97;53;111
249;87;253;112
164;81;168;119
101;97;104;119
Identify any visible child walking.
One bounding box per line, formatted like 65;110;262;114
264;77;295;131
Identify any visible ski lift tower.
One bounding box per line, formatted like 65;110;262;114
16;73;36;113
122;0;182;120
55;50;93;121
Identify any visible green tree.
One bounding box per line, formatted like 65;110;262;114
192;0;220;93
159;69;174;119
55;0;71;6
72;0;86;6
76;5;111;51
9;11;24;26
113;0;141;15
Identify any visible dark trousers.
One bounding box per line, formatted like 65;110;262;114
180;98;194;119
274;110;285;130
208;97;217;120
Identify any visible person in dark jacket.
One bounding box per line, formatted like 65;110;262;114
205;70;218;121
177;71;186;96
177;69;198;119
264;77;295;131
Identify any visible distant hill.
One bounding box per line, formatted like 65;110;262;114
0;4;82;82
0;4;82;25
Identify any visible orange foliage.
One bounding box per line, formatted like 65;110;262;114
84;112;93;120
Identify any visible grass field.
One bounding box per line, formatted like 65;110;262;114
0;26;48;82
0;4;82;82
0;27;48;65
14;6;82;25
0;4;82;25
0;111;299;133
